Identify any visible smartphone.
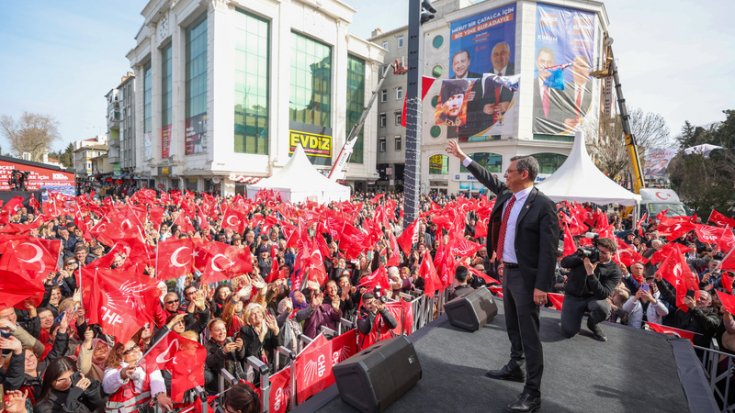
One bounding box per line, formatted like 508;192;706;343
640;283;650;293
54;311;66;325
686;290;696;299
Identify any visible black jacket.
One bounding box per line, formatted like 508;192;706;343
357;307;398;335
560;256;621;300
1;352;25;391
34;378;105;413
466;161;559;292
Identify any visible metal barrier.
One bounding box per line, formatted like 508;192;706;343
695;345;735;412
274;346;297;412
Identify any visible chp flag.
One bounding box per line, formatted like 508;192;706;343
295;334;334;404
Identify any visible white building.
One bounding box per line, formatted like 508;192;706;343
126;0;385;195
372;0;613;195
72;135;108;176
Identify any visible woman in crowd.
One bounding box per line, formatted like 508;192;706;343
239;303;280;366
219;382;261;413
34;357;104;413
204;318;245;393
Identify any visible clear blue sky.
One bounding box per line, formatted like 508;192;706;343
1;0;733;152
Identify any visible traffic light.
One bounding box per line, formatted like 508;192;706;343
420;0;436;24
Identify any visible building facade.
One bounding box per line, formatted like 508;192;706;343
72;135;108;176
126;0;385;195
372;0;612;195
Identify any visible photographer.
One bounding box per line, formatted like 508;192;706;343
560;237;622;341
357;291;397;350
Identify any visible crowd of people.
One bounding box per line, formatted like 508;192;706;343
0;186;733;412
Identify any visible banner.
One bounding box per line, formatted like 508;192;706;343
0;159;75;194
289;130;332;166
295;334;334;403
161;124;172;159
644;148;677;177
533;4;596;136
448;4;517;141
185;113;208;155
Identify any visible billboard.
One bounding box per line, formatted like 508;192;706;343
0;159;76;195
161;124;172;159
644;148;677;177
185;113;208;155
289;130;332;166
448;4;517;141
533;4;596;136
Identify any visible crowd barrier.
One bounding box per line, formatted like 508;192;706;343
695;345;735;412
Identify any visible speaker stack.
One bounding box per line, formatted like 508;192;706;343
444;286;498;331
332;335;422;413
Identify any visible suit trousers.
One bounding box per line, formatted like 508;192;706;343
560;294;612;338
502;266;543;398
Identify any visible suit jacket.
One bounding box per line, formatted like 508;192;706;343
466;161;560;292
532;80;567;135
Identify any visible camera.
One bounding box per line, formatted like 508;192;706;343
575;232;600;263
373;285;388;304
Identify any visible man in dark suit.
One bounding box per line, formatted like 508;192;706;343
560;55;593;133
480;41;516;129
532;47;566;135
447;139;559;413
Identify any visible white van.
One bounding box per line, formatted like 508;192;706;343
639;188;689;217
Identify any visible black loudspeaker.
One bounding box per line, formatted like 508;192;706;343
332;335;422;413
444;286;498;331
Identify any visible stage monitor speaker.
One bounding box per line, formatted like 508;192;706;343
332;335;422;413
444;286;498;331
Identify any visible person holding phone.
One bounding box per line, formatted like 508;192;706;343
34;357;104;413
653;272;720;349
622;276;669;329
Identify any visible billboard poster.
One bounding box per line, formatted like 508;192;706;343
533;4;596;136
161;124;172;159
448;4;517;141
289;130;332;166
644;148;677;177
0;160;76;195
185;113;208;155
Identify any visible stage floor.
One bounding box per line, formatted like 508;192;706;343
298;302;714;413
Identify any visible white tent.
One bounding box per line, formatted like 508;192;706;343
536;131;641;206
683;143;723;158
246;145;351;203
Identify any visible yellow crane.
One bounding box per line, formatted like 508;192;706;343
590;37;646;194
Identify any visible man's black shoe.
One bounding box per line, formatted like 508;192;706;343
484;364;525;383
506;392;541;413
588;320;607;342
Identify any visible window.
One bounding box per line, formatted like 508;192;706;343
161;44;172;158
429;154;449;175
234;10;270;155
379;137;386;152
346;55;365;164
380;89;387;102
394;111;401;126
459;152;502;173
143;62;152;134
290;33;332;129
395;86;403;100
379;113;386;128
397;35;404;48
185;16;208;155
395;136;402;151
382;41;389;50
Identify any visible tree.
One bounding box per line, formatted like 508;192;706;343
0;112;61;162
587;117;629;181
629;108;671;150
48;143;73;168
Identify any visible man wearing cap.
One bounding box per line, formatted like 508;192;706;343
448;266;475;301
356;292;398;350
447;139;559;413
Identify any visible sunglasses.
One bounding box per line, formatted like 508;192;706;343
122;344;140;355
166;300;180;304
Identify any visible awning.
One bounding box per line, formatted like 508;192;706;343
228;173;263;185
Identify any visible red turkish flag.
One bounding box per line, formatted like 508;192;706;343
86;237;151;272
357;265;391;292
709;210;735;228
195;241;241;283
221;208;247;233
636;212;648;236
269;367;292;413
142;331;207;402
547;293;565;311
0;268;45;308
329;329;358;365
156;238;194;280
717;228;735;254
396;219;419;256
0;220;43;235
419;250;442;296
384;300;414;336
716;290;735;316
646;322;696;343
614;238;643;268
467;266;500;286
82;267;160;342
562;224;577;257
173;213;195;234
295;335;334;404
722;271;735;294
0;237;61;280
386;230;402;267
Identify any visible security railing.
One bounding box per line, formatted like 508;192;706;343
695;345;735;412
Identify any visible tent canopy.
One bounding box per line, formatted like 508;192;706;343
536;131;641;206
246;145;350;204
